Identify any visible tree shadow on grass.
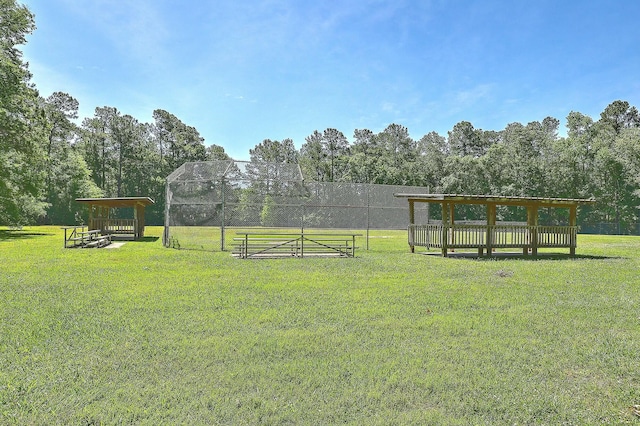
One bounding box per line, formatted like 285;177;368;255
419;251;621;261
136;236;159;243
0;229;54;241
108;235;159;243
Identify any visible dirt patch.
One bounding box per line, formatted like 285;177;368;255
105;242;126;249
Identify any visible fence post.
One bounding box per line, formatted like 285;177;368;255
366;185;370;251
163;177;171;247
221;177;226;251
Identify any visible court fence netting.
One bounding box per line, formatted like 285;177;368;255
163;160;431;251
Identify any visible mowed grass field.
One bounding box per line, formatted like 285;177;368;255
1;226;639;424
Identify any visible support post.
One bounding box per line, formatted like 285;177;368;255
88;204;95;231
409;200;415;253
352;234;356;257
527;205;538;256
486;203;496;257
133;204;138;239
569;205;577;256
449;203;455;253
221;177;226;251
366;186;370;251
103;206;110;235
134;203;141;239
163;178;171;247
140;205;146;238
441;202;449;257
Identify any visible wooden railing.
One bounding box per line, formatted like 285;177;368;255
409;223;444;248
409;224;577;250
90;218;137;235
492;225;530;248
537;225;576;247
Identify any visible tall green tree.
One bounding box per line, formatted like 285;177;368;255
368;124;418;185
149;110;208;224
0;0;47;224
244;138;301;225
43;92;78;159
416;131;447;190
300;130;327;182
587;101;640;231
543;112;594;203
80;106;118;194
205;143;231;161
598;100;640;135
152;109;207;176
246;138;299;192
448;121;486;157
348;128;380;183
79;107;168;223
381;124;417;182
111;113;141;197
322;128;349;182
45;148;102;224
497;121;550;197
299;128;349;182
41;92;101;224
615;128;640;192
249;138;298;164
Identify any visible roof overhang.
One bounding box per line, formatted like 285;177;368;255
75;197;155;208
393;193;596;208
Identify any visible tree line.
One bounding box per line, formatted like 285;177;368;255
2;0;640;230
250;108;640;230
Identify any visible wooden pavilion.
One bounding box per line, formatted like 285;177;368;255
394;193;596;257
76;197;155;240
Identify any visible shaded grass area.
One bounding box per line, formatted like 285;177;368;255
1;227;639;424
0;229;54;241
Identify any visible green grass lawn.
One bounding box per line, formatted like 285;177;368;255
1;227;639;424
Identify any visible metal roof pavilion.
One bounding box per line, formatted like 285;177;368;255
393;193;596;208
393;193;596;257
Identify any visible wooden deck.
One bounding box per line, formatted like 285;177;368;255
409;224;576;256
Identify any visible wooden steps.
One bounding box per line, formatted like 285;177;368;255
62;226;112;248
82;235;112;248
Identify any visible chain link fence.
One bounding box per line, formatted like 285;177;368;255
164;160;430;251
580;222;640;235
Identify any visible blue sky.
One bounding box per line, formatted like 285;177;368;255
22;0;640;160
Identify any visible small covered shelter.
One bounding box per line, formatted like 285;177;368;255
76;197;155;240
394;193;596;257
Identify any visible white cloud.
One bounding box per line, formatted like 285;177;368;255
58;0;170;67
27;58;80;97
453;83;494;106
381;101;397;113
